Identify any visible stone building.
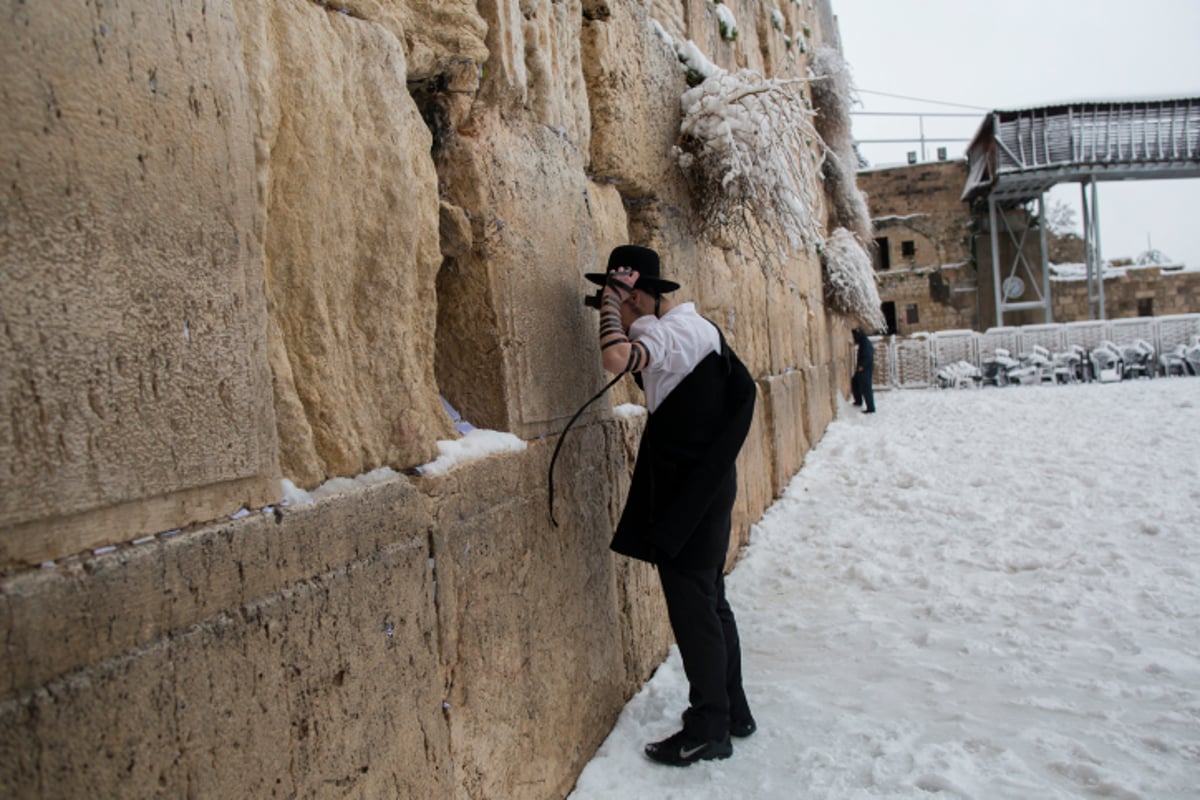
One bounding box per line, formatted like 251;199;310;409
859;159;1200;334
1051;260;1200;321
856;158;979;335
1;2;866;798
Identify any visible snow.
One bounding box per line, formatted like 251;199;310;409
677;69;825;254
712;3;738;41
570;378;1200;799
821;227;887;331
415;429;526;477
276;429;526;507
613;403;648;420
1051;257;1197;282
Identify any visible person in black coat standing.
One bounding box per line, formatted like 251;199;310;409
587;244;757;767
851;328;876;413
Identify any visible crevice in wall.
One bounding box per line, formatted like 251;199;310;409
309;2;364;21
409;74;455;157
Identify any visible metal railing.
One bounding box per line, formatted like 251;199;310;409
870;314;1200;388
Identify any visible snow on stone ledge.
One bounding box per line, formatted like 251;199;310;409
416;429;527;476
278;431;528;504
612;403;647;419
281;467;403;506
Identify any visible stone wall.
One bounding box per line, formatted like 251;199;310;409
1052;267;1200;321
2;1;857;797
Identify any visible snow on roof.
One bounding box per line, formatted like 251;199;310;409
990;94;1200;115
1049;253;1196;281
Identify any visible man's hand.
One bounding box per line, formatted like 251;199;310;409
604;267;639;300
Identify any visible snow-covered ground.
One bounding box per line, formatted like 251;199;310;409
570;378;1200;799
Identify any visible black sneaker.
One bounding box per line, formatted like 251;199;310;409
644;730;733;766
730;717;757;738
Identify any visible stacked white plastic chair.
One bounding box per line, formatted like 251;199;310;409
1090;341;1125;383
1052;345;1087;383
1120;339;1156;379
935;361;982;389
981;347;1020;386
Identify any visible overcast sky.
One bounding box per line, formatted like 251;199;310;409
834;0;1200;269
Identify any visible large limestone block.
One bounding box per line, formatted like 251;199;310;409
0;0;278;566
475;0;591;154
423;432;627;799
582;0;688;197
762;371;811;498
0;535;447;798
435;114;611;438
321;1;489;80
798;362;836;453
235;1;452;488
0;477;447;798
731;385;772;558
1;473;435;703
604;413;673;689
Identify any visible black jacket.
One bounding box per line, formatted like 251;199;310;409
611;332;756;568
854;329;874;371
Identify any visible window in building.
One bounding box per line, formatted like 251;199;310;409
882;302;897;335
874;237;890;270
1137;297;1154;317
906;303;919;324
901;240;916;258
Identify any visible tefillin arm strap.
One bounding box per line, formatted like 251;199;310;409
547;370;625;528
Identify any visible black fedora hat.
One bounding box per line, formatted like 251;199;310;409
585;244;680;294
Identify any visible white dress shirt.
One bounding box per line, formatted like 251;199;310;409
628;302;720;413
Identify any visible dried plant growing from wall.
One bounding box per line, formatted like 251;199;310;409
821;227;887;331
675;68;825;271
810;46;873;247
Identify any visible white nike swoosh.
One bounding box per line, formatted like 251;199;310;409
679;743;707;759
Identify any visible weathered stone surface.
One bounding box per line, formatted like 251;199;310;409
435;113;612;438
606;413;674;689
762;372;812;498
1;474;435;702
0;0;279;565
476;0;591;154
327;1;489;81
731;383;774;558
235;1;452;488
0;475;446;798
421;430;630;800
582;0;687;198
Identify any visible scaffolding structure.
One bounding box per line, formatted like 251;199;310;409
962;98;1200;326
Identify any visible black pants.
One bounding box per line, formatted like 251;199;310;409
657;562;751;740
852;369;875;412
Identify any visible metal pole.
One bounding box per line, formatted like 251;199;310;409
1091;177;1106;320
989;195;1004;327
1037;193;1052;322
1081;181;1095;319
919;115;927;162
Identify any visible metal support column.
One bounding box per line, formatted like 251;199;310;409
1080;176;1106;320
988;195;1004;327
1037;193;1053;322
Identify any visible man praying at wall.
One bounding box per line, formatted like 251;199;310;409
587;244;758;766
851;327;876;414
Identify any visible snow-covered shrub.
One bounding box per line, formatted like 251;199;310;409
675;68;825;265
672;37;720;85
821;227;886;331
810;46;872;248
712;2;738;41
